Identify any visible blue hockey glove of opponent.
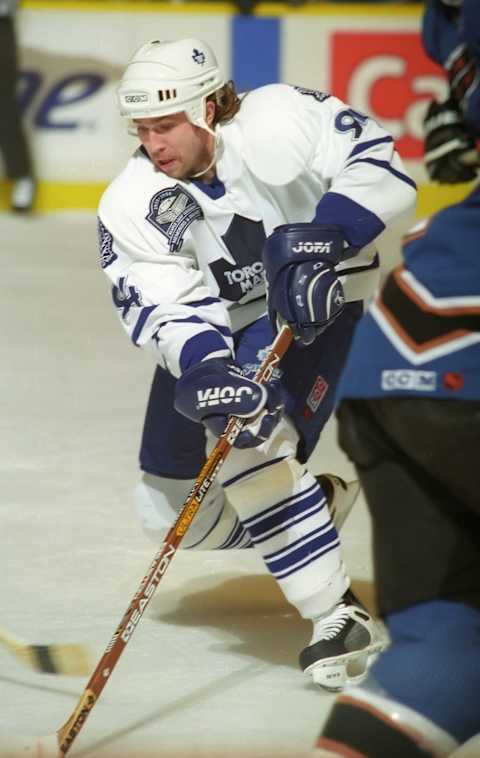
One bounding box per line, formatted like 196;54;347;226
262;223;348;346
424;97;478;184
174;358;285;448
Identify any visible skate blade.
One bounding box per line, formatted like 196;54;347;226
309;645;384;692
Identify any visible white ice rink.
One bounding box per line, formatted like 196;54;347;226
2;212;479;758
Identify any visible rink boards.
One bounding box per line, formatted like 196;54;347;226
0;1;476;215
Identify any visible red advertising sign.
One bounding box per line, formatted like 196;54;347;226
331;32;447;159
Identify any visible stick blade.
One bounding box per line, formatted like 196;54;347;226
28;643;91;676
0;626;91;676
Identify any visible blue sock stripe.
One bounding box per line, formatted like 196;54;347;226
247;501;328;546
222;455;287;489
245;489;325;539
273;539;340;580
232;530;251;548
263;520;335;561
185;504;225;550
218;518;246;550
265;525;339;575
217;517;241;550
241;481;321;528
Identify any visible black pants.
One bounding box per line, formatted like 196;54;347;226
0;16;32;178
337;397;480;615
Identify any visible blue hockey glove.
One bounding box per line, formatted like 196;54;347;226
424;97;478;184
174;358;285;448
262;223;348;346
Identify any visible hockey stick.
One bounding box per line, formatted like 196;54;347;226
0;624;91;676
42;324;293;756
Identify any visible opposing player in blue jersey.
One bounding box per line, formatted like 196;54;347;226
97;37;416;689
317;0;480;752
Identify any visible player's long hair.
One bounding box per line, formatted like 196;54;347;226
209;81;242;126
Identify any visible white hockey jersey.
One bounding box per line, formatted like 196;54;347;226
98;83;416;377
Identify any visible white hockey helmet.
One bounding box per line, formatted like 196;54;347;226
117;38;224;134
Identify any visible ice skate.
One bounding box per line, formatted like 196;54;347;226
299;589;386;692
317;473;360;532
11;177;36;212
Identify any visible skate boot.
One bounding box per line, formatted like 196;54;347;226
11;177;36;213
299;589;386;692
317;474;360;532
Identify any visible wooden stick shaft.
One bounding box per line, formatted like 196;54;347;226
56;325;293;755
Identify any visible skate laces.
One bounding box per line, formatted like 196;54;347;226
312;602;353;643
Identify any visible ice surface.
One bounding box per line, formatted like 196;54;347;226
1;213;477;758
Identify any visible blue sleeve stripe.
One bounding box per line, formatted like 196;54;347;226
347;136;394;160
348;157;417;190
314;192;385;248
169;316;232;338
132;306;231;347
131;305;158;345
187;297;222;308
179;330;231;373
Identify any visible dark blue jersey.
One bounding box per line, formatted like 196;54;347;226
337;184;480;401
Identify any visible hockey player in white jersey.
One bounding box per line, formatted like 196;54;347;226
97;38;417;690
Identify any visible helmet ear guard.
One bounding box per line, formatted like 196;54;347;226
117;38;224;135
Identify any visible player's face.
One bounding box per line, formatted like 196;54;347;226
133;108;215;180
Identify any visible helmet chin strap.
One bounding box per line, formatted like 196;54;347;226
190;130;219;179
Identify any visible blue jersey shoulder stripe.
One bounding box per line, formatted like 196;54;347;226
347;136;394;160
348;157;417;190
170;315;232;339
187;297;222;308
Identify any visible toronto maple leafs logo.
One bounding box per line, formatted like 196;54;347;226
209;215;267;302
192;48;206;65
146;185;203;252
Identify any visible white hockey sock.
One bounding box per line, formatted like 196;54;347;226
224;459;349;617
